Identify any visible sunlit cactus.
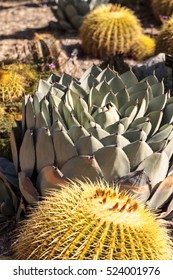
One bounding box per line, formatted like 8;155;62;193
130;34;156;61
79;4;143;58
0;69;25;103
12;179;173;260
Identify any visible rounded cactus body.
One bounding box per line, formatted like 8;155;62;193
151;0;173;22
13;180;173;260
0;64;38;102
155;16;173;54
130;34;156;61
0;69;25;103
79;4;142;58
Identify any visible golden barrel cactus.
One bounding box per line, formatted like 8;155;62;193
13;180;173;260
151;0;173;22
79;4;142;58
0;64;37;102
130;34;156;61
155;16;173;54
0;69;25;103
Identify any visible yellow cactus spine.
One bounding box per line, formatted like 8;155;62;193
0;69;25;103
13;180;173;260
79;4;142;58
130;34;156;61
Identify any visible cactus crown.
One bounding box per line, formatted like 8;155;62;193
13;179;173;260
79;4;142;58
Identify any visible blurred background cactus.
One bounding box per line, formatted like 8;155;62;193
0;69;25;103
32;33;68;72
51;0;109;32
13;180;173;260
151;0;173;22
0;104;22;159
0;63;38;160
155;16;173;55
79;4;143;58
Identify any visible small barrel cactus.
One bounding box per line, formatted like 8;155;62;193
151;0;173;22
79;4;142;58
32;33;67;72
0;64;38;102
0;69;25;103
13;180;173;260
130;34;156;61
155;16;173;54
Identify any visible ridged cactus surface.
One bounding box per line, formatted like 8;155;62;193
79;4;142;58
13;180;173;260
155;16;173;54
151;0;173;21
51;0;109;32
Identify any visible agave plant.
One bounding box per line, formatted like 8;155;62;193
51;0;109;32
9;64;173;221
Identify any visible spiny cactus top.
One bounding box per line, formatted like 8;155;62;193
13;180;173;260
151;0;173;21
79;4;142;58
51;0;109;32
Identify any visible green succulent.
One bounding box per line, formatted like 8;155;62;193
51;0;109;32
9;64;173;220
13;179;173;260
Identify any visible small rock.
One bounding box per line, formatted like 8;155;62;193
133;53;173;94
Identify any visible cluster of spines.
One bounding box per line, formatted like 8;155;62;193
79;4;142;58
13;180;173;260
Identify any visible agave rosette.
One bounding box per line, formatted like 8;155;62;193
10;65;173;219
